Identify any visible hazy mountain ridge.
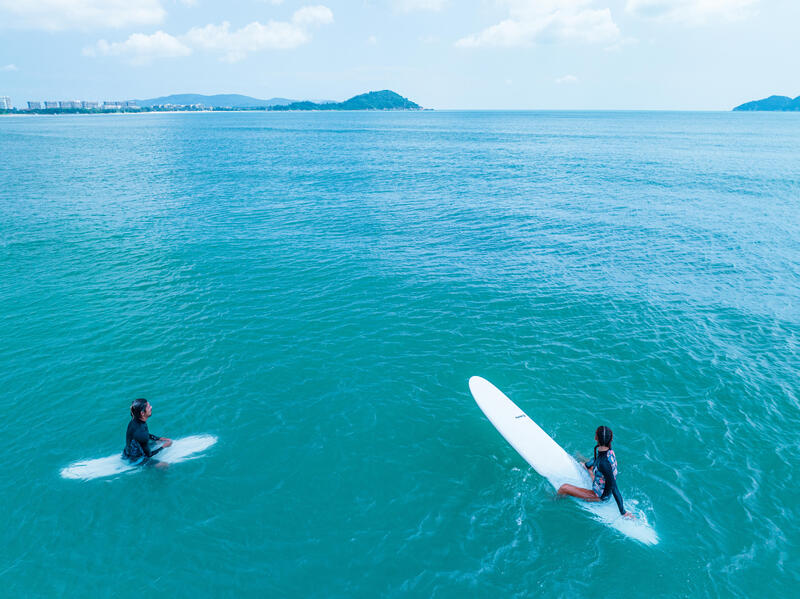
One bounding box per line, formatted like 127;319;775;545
132;94;294;108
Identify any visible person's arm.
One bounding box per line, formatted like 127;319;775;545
149;433;172;446
135;428;164;458
597;460;625;515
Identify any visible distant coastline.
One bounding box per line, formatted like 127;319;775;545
733;95;800;111
0;90;424;115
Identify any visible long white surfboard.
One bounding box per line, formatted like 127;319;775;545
469;376;658;545
60;434;217;481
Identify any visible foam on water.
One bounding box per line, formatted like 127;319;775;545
573;461;659;545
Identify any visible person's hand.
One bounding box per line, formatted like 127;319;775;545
162;438;173;447
623;511;635;520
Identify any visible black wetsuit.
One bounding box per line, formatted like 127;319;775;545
586;450;625;515
122;417;163;462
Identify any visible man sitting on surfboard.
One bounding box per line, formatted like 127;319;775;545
557;426;634;519
122;398;172;463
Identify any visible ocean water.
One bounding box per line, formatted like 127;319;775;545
1;110;798;597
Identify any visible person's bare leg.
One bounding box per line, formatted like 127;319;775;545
557;484;599;501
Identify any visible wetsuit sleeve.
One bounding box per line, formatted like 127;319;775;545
147;433;164;457
597;459;625;515
134;427;163;458
585;458;596;469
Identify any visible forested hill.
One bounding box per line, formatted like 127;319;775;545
733;95;800;111
269;90;422;111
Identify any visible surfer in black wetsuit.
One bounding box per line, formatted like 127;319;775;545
122;398;172;464
557;426;634;519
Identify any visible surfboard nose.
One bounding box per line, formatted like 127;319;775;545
468;375;488;390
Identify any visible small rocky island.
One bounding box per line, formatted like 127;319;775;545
733;95;800;111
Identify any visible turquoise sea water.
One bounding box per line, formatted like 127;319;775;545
1;111;798;597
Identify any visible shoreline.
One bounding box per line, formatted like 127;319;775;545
0;108;428;117
4;109;797;118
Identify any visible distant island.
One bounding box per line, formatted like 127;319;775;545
733;95;800;111
1;90;423;115
269;90;421;111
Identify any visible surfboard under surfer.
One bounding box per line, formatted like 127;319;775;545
122;398;172;465
557;426;634;519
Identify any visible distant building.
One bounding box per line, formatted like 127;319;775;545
82;101;99;109
103;101;122;109
123;101;138;108
59;100;81;109
27;101;42;110
44;101;59;109
0;96;11;109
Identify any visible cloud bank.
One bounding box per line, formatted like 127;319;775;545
456;0;620;48
0;0;166;30
83;31;191;65
85;5;333;64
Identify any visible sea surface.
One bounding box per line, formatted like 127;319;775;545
1;110;798;597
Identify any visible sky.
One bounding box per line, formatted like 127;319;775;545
0;0;798;109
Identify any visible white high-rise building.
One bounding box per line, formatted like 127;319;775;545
28;101;43;110
0;96;11;109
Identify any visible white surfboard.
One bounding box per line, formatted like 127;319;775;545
469;376;658;545
60;434;218;481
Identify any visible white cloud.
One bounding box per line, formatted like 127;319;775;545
291;5;334;27
1;63;18;71
84;31;191;65
85;5;334;64
396;0;448;12
556;74;578;84
183;20;311;61
0;0;165;30
456;1;620;48
626;0;758;25
184;6;332;62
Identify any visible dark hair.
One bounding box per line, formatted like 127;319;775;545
594;425;613;461
131;398;149;420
